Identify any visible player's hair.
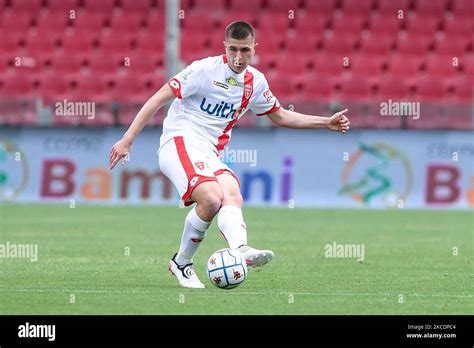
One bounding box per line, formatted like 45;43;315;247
225;20;255;41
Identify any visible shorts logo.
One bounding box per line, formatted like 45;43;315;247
244;84;253;100
190;176;199;187
195;161;205;171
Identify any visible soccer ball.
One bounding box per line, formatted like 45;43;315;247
206;248;247;289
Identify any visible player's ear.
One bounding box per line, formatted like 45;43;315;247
253;42;258;54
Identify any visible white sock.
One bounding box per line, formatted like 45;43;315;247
176;207;210;265
217;205;247;250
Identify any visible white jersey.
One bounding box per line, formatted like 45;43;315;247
160;55;280;153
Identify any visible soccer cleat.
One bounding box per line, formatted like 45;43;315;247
237;245;274;268
168;253;205;289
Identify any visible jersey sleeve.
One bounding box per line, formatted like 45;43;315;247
167;60;206;99
250;77;281;116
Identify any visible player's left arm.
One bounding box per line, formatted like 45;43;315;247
267;107;350;134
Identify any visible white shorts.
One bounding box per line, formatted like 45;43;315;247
158;136;240;206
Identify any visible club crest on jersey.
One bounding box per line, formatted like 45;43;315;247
244;84;253;100
194;160;205;171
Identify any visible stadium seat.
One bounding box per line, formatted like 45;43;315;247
72;12;107;33
49;53;83;79
192;0;228;12
312;54;349;80
405;16;440;36
146;12;165;33
376;0;410;14
375;76;409;100
341;0;374;14
415;77;446;102
273;54;311;79
258;13;291;35
451;0;474;17
331;14;366;34
99;32;134;56
183;12;218;33
1;12;33;32
82;0;116;12
359;32;394;56
284;35;318;53
299;77;332;102
87;53;121;79
24;30;61;55
304;0;337;14
424;55;461;80
135;31;165;55
264;0;301;12
229;0;263;12
435;36;470;56
0;30;21;52
62;32;97;57
11;0;42;12
386;55;423;79
336;76;371;102
323;35;358;55
413;0;447;14
2;74;33;97
368;13;402;36
45;0;79;12
349;54;383;81
109;12;144;34
443;16;473;37
294;15;327;35
218;12;259;30
396;34;433;56
119;0;152;13
36;12;71;32
39;75;70;103
449;77;473;104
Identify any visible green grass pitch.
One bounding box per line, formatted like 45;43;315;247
0;204;472;314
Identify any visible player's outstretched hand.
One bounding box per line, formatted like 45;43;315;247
109;138;132;170
328;108;350;134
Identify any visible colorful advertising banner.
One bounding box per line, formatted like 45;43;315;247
0;128;473;209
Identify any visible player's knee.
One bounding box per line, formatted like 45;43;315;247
223;190;243;207
200;189;224;216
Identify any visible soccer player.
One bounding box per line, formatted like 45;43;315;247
109;21;350;288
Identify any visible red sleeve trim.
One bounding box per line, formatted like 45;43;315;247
256;101;281;116
168;78;182;99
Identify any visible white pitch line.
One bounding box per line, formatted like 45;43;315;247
0;289;471;298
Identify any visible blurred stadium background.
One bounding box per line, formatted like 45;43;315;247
0;0;473;315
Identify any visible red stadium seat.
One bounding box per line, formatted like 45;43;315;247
396;34;433;56
258;13;291;35
368;13;402;36
413;0;447;14
331;14;366;35
424;55;461;80
323;35;358;55
87;53;121;78
375;76;409;100
24;30;61;55
146;12;165;34
39;75;70;103
449;77;473;104
72;12;107;33
349;54;383;79
109;12;144;34
2;74;33;97
218;13;259;30
83;0;116;12
341;0;374;14
1;12;33;32
135;31;165;54
49;53;83;79
336;77;371;102
312;54;349;80
265;0;301;12
284;35;318;53
299;77;332;102
265;77;296;101
120;0;152;13
36;12;70;32
74;76;110;102
376;0;410;14
0;30;21;52
443;16;473;37
294;15;327;35
405;16;440;36
183;12;218;33
451;0;474;17
229;0;263;12
45;0;79;12
11;0;42;12
120;54;161;77
110;75;147;103
435;37;470;56
192;0;228;12
359;32;394;56
415;77;446;102
99;32;134;55
273;54;311;78
62;32;97;56
304;0;336;14
387;55;423;78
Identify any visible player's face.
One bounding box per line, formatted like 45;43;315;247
224;35;257;74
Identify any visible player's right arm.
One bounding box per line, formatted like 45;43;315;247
109;83;176;170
